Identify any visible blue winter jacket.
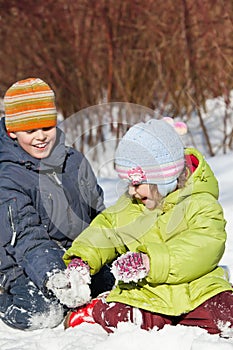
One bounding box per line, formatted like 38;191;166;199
0;118;104;291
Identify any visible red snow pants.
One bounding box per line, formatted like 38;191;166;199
92;291;233;334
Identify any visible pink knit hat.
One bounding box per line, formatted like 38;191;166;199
115;119;185;196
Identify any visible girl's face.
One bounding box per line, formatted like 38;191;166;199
128;183;163;210
9;126;57;159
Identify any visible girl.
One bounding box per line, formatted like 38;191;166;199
62;118;233;335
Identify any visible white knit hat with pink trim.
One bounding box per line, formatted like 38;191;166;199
115;119;185;196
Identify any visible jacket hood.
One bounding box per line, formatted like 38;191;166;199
163;148;219;208
0;117;67;172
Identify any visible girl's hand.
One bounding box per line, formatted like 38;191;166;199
111;252;150;283
46;258;91;308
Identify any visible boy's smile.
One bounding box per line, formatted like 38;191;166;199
9;126;57;159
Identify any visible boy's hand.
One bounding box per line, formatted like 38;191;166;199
111;252;150;283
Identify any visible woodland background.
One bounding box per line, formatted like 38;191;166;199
0;0;232;156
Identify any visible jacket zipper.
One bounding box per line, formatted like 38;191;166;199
8;205;17;246
51;171;62;186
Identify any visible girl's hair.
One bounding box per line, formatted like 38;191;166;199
177;163;189;189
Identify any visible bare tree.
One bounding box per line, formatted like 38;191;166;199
0;0;232;154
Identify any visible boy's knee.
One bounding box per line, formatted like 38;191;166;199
28;302;65;330
2;301;65;330
0;275;66;330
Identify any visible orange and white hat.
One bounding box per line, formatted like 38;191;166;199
4;77;57;132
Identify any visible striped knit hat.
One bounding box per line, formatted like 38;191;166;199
4;78;57;132
115;119;185;196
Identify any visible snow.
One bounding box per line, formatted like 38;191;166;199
0;151;233;350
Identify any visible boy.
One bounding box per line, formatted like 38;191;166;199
0;77;113;330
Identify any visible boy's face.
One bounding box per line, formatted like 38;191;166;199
9;126;57;159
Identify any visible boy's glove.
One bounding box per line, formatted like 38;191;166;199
111;252;150;283
46;258;91;308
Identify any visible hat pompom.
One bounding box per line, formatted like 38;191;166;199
163;117;188;135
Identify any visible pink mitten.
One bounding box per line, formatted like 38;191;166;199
67;258;89;270
111;252;149;283
66;258;91;285
47;258;91;308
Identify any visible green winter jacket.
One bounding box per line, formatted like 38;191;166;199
63;148;232;316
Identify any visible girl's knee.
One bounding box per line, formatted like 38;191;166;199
93;299;134;333
179;291;233;335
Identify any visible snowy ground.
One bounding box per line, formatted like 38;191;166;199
0;151;233;350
